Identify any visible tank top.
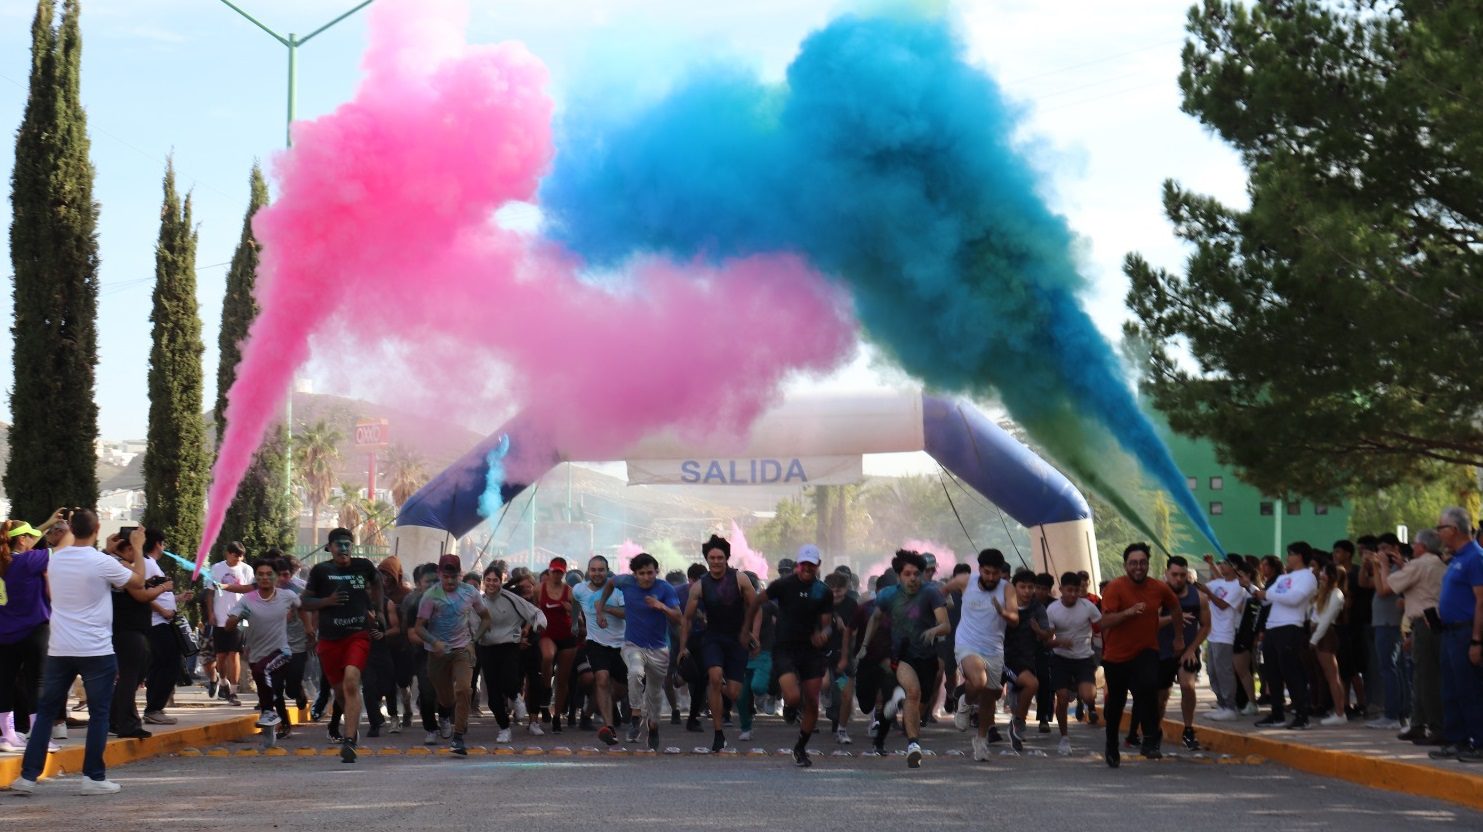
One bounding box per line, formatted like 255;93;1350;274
1158;583;1201;657
700;567;745;637
539;582;574;642
954;576;1008;657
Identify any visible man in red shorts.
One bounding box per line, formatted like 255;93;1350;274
302;528;382;763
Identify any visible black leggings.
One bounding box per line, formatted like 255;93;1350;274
146;623;181;713
478;643;524;729
1103;649;1160;751
0;624;47;732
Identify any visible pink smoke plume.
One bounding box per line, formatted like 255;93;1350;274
728;521;770;582
614;540;643;575
194;0;855;573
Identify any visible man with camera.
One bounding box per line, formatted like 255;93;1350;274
11;510;146;796
300;528;382;764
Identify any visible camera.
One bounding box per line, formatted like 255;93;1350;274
145;575;169;589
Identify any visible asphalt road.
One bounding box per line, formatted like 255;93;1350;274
3;711;1477;830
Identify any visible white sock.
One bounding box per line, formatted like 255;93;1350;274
0;711;17;743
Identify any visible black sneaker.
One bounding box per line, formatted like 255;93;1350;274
648;725;660;751
340;735;358;764
1182;727;1200;751
1140;742;1163;760
400;712;412;728
987;726;1003;744
686;718;702;733
793;746;812;767
1253;714;1284;727
1430;744;1463;760
206;679;218;699
551;714;562;734
1284;716;1310;731
450;733;467;756
783;705;798;725
1458;747;1483;764
670;709;682;726
1087;706;1099;726
309;702;325;722
1008;719;1024;752
327;722;343;743
1413;731;1445;746
1124;734;1141;750
1105;747;1120;768
368;723;381;739
712;731;726;753
1038;718;1051;734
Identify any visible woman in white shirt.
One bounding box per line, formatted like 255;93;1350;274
1310;562;1348;726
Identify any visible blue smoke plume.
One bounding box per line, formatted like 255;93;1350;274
478;434;511;520
541;9;1221;552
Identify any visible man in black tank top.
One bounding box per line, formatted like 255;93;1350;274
680;535;759;752
1155;556;1210;752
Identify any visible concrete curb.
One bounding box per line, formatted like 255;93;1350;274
1162;717;1483;813
1;709;302;787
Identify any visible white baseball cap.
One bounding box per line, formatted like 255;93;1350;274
796;544;822;565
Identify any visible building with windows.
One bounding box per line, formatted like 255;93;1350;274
1163;429;1350;556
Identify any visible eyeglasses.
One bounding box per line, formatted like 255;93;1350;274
1437;524;1457;532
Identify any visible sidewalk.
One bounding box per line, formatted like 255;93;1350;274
1166;685;1483;811
1;685;272;785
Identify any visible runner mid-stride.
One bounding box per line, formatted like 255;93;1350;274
300;529;383;764
679;535;760;752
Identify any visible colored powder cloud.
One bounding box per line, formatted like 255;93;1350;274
541;8;1221;552
728;521;771;582
195;0;855;571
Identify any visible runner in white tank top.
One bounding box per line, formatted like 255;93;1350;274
938;549;1018;762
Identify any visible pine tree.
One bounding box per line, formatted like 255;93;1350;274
214;164;293;557
5;0;101;521
143;160;208;554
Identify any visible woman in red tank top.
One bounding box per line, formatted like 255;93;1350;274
537;557;581;732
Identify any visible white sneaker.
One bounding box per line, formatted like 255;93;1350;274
496;728;512;744
0;737;20;753
971;736;990;762
513;698;528;722
528;722;544;736
738;729;752;741
906;740;923;768
424;731;438;745
47;741;59;753
438;717;452;739
255;711;281;728
836;728;852;745
1207;709;1238;722
1366;718;1401;730
953;695;970;732
388;721;402;735
143;711;178;725
1057;735;1072;756
9;776;36;794
883;687;906;721
51;724;67;741
1320;713;1346;726
79;778;121;796
1240;703;1259;716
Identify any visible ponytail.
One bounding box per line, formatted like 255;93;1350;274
0;520;17;578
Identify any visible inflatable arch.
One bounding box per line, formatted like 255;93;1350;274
393;391;1100;585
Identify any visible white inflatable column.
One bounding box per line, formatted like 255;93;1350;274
1025;518;1100;588
389;525;456;571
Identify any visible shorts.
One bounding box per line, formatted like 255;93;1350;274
1157;655;1200;689
542;634;579;651
1003;656;1035;682
772;644;825;682
573;645;593;676
701;633;748;684
316;631;372;687
1050;655;1097;691
935;635;954;666
212;627;243;653
586;642;625;677
953;647;1004;691
892;655;938;698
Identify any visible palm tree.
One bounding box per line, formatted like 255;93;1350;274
294;420;343;547
335;481;362;531
385;443;427;511
332;481;393;547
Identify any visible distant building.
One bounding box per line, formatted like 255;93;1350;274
1163;430;1349;556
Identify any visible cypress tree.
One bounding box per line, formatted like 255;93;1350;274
143;159;208;554
214;164;293;556
6;0;101;520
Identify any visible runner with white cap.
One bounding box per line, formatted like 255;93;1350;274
765;544;834;767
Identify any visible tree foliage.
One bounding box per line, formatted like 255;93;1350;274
6;0;99;520
1125;0;1483;500
1347;462;1479;539
294;420;342;546
142;160;208;553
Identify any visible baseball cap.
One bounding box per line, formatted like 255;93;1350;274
6;522;41;539
548;556;568;573
796;544;822;565
438;554;462;573
922;553;937;569
777;558;795;573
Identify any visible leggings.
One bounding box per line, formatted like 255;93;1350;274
0;624;47;732
145;622;181;713
477;643;524;729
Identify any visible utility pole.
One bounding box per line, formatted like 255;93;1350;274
215;0;375;508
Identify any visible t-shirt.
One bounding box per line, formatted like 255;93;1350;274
112;556;160;633
851;599;890;664
1100;576;1179;663
1267;568;1318;628
149;556;177;627
1004;601;1048;670
0;548;51;643
1440;541;1483;625
306;557;379;641
574;581;625;648
765;574;834;649
756;600;779;652
1345;565;1373;628
829;595;859;653
1046;597;1101;659
1204;578;1249;645
1370;563;1405;627
46;546;135;657
612;575;680;650
874;584;945;661
236;589;301;662
417;582;482;651
285;577;308;653
955;576;1009;657
210;560;254;626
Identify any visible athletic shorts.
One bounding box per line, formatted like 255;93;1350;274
1157;655;1200;689
212;627;243;653
1050;655;1097;691
1003;655;1035;681
701;633;748;683
892;655;939;699
573;645;593;676
316;631;372;687
586;642;625;678
935;635;954;666
953;647;1004;691
542;634;579;652
772;644;825;682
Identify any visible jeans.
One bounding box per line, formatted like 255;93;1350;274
1262;625;1310;719
1372;624;1404;721
477;643;523;729
110;630;150;734
1208;642;1237;711
427;647;474;735
738;651;773;732
23;654;118;782
145;623;180;714
1439;627;1483;747
1103;649;1160;752
622;643;670;725
1410;620;1443;731
0;624;48;732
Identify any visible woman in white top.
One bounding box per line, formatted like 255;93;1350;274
1310;561;1348;726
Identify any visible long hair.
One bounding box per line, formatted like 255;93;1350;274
0;520;16;577
1315;563;1344;614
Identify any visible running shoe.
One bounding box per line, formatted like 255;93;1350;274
671;708;682;726
1105;747;1120;768
388;720;402;735
552;715;563;734
528;721;545;736
327;722;343;744
310;702;325;722
1038;718;1051;734
1124;733;1141;749
450;734;467;756
712;731;726;753
598;726;618;746
1366;717;1402;731
206;679;218;699
340;736;358;764
79;778;121;796
1285;716;1311;731
648;725;660;751
685;717;702;733
739;729;752;741
1075;702;1085;723
1253;714;1285;727
1087;705;1099;726
144;711;177;725
1140;742;1163;760
883;687;906;721
986;725;1003;744
425;730;439;745
439;716;452;739
1320;713;1346;726
906;741;923;768
972;736;991;762
954;695;970;732
1008;718;1024;752
256;710;281;728
496;728;512;744
626;720;642;744
1240;703;1259;716
1057;736;1072;756
1182;727;1200;751
793;746;812;767
226;695;242;707
514;697;528;722
836;728;852;745
276;725;294;740
367;723;380;738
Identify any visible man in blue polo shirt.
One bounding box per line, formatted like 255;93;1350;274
1430;506;1483;763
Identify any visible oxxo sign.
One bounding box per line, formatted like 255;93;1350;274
354;419;390;449
626;455;863;486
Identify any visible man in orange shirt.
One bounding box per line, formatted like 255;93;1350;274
1098;542;1182;768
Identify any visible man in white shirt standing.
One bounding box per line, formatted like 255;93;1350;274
1197;553;1251;721
206;541;253;706
11;511;145;796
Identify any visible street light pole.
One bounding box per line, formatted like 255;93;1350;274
215;0;375;527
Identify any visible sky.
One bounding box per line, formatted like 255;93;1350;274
0;0;1247;442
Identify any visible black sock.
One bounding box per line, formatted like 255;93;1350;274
795;730;811;751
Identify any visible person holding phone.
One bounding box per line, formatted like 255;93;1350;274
300;528;381;764
1378;528;1448;744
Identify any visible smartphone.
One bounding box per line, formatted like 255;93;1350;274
119;525;139;538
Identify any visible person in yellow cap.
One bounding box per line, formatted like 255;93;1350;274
0;510;71;754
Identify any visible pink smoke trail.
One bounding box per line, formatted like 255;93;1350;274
195;0;855;574
728;521;770;581
614;540;643;575
903;538;959;574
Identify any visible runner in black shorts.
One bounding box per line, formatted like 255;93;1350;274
680;535;759;752
1001;569;1049;753
765;544;834;767
858;551;948;768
